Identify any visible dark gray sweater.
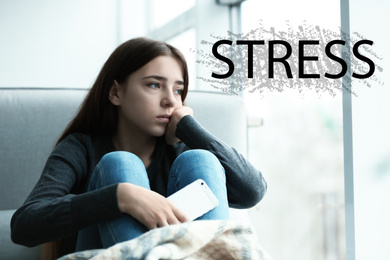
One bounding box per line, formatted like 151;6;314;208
11;115;267;253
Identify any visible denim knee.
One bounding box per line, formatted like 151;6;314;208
171;149;226;181
175;149;222;167
89;151;148;190
99;151;144;170
168;150;227;211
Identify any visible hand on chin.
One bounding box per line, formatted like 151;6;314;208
165;106;193;145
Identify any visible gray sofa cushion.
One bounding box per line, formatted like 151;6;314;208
185;91;247;156
0;88;87;209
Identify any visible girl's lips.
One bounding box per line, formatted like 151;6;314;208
156;115;171;123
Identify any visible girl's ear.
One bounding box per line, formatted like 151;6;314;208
108;80;121;106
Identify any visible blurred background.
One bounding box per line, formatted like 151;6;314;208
0;0;388;259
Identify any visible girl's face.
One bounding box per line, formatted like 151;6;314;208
110;55;185;138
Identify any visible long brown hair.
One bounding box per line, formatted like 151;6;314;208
57;37;189;144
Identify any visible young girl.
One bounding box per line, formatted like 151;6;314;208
11;37;267;258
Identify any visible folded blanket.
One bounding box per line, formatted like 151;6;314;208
59;220;272;260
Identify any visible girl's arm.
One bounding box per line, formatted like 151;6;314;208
10;134;122;247
169;109;267;209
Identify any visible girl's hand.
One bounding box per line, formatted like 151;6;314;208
165;106;193;145
117;183;189;229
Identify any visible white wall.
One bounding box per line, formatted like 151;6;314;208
349;0;390;259
0;0;146;88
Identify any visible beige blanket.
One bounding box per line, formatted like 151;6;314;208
60;220;272;260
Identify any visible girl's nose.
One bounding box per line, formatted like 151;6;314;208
161;89;177;108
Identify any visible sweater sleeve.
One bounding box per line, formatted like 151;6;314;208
175;115;267;209
10;134;122;247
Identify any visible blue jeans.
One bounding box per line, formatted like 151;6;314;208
76;149;229;251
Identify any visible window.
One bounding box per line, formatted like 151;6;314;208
241;0;345;259
149;0;195;30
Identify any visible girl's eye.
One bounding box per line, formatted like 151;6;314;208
174;89;183;95
148;83;160;88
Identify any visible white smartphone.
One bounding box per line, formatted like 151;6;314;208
167;179;219;221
